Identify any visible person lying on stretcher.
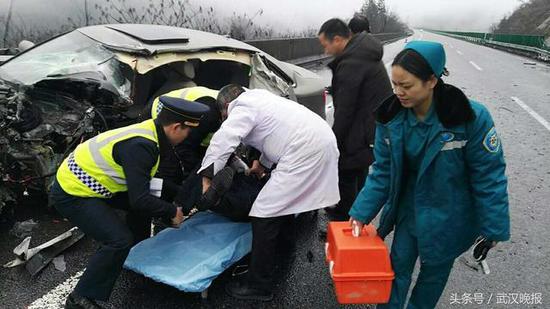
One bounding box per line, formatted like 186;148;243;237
154;145;268;228
178;147;269;222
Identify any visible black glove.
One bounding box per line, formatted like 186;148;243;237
197;166;235;211
174;182;200;215
473;237;493;262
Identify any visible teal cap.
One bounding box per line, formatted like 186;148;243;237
404;40;446;77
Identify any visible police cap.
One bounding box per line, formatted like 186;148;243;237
158;96;210;127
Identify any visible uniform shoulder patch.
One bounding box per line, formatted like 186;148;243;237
440;132;455;143
482;127;500;153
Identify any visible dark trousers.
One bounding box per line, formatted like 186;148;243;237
179;168;264;222
328;168;368;221
246;215;296;291
49;180;150;301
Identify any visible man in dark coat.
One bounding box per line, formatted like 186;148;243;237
349;14;371;34
318;18;393;221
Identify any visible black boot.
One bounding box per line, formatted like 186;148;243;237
225;280;273;301
65;292;103;309
198;166;235;210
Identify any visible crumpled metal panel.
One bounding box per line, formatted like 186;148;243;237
249;53;296;101
0;80;97;212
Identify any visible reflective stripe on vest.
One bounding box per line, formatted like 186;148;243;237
67;152;113;198
56;119;159;198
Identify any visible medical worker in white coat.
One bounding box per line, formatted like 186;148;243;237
198;84;340;301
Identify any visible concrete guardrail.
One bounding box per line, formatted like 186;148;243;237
246;32;409;63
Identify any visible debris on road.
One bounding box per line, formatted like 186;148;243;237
25;228;84;276
52;255;66;272
3;226;83;273
9;219;38;238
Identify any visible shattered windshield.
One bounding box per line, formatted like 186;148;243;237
0;30;130;97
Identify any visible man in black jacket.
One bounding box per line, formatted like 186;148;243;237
318;18;392;221
349;15;371;35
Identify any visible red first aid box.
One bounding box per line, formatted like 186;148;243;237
325;222;394;304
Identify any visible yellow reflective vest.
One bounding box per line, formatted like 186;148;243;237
56;119;160;198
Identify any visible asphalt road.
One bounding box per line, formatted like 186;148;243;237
1;31;549;309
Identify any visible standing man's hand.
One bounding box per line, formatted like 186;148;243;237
171;207;184;226
202;177;212;194
249;160;266;178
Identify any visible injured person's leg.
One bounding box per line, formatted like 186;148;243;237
210;172;265;221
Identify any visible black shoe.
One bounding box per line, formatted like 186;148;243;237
225;280;273;301
198;167;235;210
65;293;103;309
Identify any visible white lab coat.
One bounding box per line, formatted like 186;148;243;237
198;89;340;218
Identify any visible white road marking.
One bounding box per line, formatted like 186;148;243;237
28;270;84;309
457;50;464;55
511;97;550;132
469;61;483;71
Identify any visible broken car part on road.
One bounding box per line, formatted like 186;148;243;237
4;226;84;277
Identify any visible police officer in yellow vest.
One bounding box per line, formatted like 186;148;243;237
151;86;220;182
50;96;209;309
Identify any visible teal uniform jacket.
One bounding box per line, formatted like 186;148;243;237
349;84;510;264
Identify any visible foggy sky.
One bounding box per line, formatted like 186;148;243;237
1;0;523;33
385;0;522;31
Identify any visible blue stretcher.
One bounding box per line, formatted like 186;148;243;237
124;211;252;293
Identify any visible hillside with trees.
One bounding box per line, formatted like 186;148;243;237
492;0;550;37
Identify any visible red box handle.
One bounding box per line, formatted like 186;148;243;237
341;224;378;238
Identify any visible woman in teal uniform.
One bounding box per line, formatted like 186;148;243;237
349;41;510;309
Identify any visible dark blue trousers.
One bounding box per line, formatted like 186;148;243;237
378;217;455;309
49;180;150;301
